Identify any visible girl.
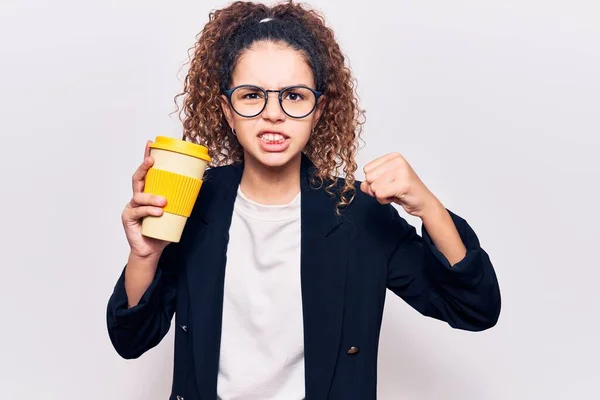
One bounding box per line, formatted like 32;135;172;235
107;2;501;399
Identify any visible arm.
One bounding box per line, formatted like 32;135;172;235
420;202;467;267
106;242;180;359
385;205;501;331
125;252;162;308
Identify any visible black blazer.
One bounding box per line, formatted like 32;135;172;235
107;155;501;400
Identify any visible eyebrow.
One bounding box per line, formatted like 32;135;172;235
236;83;314;90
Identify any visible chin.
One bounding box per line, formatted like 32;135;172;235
247;149;302;169
260;153;297;168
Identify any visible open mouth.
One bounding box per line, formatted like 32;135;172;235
258;132;287;144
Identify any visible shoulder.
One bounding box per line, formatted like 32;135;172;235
331;177;411;254
330;177;401;227
198;162;242;194
203;162;241;183
188;163;240;217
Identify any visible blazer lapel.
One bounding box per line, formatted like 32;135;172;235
185;162;242;400
300;155;349;400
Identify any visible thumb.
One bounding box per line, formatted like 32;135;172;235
360;181;374;197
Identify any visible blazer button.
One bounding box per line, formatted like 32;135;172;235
180;325;188;332
347;346;359;355
176;396;184;400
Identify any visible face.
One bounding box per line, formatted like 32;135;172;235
221;40;325;169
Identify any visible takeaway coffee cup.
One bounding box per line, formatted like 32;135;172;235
141;136;211;242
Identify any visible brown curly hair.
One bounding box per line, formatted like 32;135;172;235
175;1;365;212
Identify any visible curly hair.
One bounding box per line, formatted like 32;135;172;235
175;1;365;212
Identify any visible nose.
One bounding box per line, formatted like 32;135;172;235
261;92;285;122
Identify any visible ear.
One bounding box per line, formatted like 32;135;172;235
220;94;235;129
312;95;326;130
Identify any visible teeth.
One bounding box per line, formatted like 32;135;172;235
260;133;285;141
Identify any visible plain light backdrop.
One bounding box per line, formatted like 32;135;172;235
1;0;598;399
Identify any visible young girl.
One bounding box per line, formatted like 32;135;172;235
107;2;501;399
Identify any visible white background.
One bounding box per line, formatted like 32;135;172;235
1;0;599;399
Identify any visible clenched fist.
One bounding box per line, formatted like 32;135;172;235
360;152;442;218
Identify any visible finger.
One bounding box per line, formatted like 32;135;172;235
364;154;406;184
360;181;374;197
364;182;393;204
144;140;151;160
132;155;155;193
131;141;153;193
130;192;167;208
377;197;393;205
125;204;164;222
364;160;395;184
370;175;398;201
363;153;400;175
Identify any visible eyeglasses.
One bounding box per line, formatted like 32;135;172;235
223;85;323;119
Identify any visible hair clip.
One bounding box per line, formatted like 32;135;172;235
259;17;274;23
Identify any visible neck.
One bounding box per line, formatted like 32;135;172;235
240;153;302;205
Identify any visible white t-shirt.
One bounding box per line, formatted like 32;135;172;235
217;186;304;400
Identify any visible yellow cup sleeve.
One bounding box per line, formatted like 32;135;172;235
143;168;202;217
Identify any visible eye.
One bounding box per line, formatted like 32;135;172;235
232;86;265;102
241;90;264;100
283;90;306;101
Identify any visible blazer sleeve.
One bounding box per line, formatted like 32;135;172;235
385;206;501;331
106;242;180;359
